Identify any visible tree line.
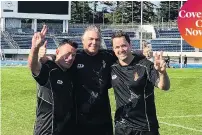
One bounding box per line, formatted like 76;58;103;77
70;1;186;24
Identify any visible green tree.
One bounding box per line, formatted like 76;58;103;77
158;1;185;22
104;1;156;24
70;1;92;23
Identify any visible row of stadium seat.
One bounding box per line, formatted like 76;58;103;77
1;37;11;49
1;27;196;52
155;28;181;38
1;36;196;52
102;31;136;38
104;39;194;52
158;29;179;33
159;33;181;38
56;37;83;49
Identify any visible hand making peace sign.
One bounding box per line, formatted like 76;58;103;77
154;51;166;74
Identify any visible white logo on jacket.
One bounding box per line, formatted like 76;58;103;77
77;64;84;69
112;74;117;80
57;80;63;85
102;60;106;68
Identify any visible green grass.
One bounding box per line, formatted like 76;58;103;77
2;67;202;135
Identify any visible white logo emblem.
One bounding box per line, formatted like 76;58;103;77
57;80;63;85
112;75;117;80
5;1;13;8
102;60;106;68
77;64;84;69
91;91;98;98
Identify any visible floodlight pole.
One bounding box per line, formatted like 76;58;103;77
180;1;183;69
169;1;170;28
103;10;104;26
140;1;143;50
83;2;84;25
132;1;133;28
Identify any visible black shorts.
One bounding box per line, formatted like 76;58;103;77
75;122;113;135
115;126;159;135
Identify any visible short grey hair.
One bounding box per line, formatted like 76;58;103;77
82;25;101;40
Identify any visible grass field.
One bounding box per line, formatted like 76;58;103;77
2;67;202;135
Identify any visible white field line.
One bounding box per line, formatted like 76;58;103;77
170;77;202;79
111;112;202;132
158;115;202;119
159;121;202;132
111;112;202;119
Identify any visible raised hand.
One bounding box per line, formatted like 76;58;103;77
154;51;166;74
40;25;47;40
38;40;47;60
38;25;49;63
28;25;48;74
31;25;48;48
32;32;43;48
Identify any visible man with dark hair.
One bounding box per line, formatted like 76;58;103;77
111;31;170;135
165;54;170;68
28;25;78;135
184;55;187;68
179;55;181;67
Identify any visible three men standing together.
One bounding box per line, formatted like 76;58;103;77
28;25;170;135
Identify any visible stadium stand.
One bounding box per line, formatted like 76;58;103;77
1;36;11;49
37;23;63;34
103;39;112;50
0;22;197;52
68;28;84;36
2;26;196;52
102;31;136;38
12;35;32;49
1;31;18;49
150;27;195;52
56;37;83;49
0;1;201;66
150;39;195;52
